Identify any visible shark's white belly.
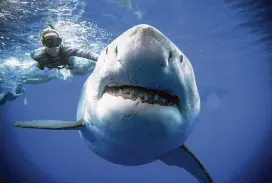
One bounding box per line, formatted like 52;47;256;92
76;80;192;166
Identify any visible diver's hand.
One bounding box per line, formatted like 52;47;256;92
36;63;45;70
10;84;25;97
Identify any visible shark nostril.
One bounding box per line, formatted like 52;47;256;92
106;47;108;55
115;46;118;55
180;54;184;63
168;51;173;60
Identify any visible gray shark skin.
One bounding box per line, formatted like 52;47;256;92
78;24;200;164
15;24;213;183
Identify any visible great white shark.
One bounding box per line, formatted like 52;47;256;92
15;24;213;182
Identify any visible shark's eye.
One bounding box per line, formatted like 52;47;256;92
106;47;108;54
180;54;183;63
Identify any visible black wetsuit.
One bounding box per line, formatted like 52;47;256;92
31;45;99;70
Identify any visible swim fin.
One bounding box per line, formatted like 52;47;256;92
14;119;83;130
159;145;213;183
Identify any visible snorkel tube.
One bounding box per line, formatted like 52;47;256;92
48;24;56;30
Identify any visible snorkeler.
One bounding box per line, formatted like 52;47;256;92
0;25;97;106
31;25;99;70
0;25;99;107
0;84;25;105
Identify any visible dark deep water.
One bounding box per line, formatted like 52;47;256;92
0;0;272;182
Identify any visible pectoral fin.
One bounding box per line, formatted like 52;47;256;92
14;119;84;130
159;145;213;183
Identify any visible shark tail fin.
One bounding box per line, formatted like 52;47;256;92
159;145;214;183
14;119;83;130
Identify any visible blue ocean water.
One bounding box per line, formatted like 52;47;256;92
0;0;272;182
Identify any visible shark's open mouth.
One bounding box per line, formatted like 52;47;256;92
103;85;179;106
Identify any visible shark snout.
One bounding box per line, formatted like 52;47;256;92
97;24;183;96
115;24;174;70
132;24;157;38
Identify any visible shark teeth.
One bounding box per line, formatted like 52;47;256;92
144;93;148;101
103;85;179;106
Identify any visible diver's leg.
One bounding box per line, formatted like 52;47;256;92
0;92;8;105
6;84;25;101
6;85;25;101
0;85;25;105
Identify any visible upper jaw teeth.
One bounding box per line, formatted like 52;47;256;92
103;85;178;106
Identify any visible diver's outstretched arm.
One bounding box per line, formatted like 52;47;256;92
68;57;96;76
0;92;8;105
63;47;99;76
0;84;25;105
64;46;99;61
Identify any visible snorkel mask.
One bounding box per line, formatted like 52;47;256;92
43;36;62;48
40;26;62;48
